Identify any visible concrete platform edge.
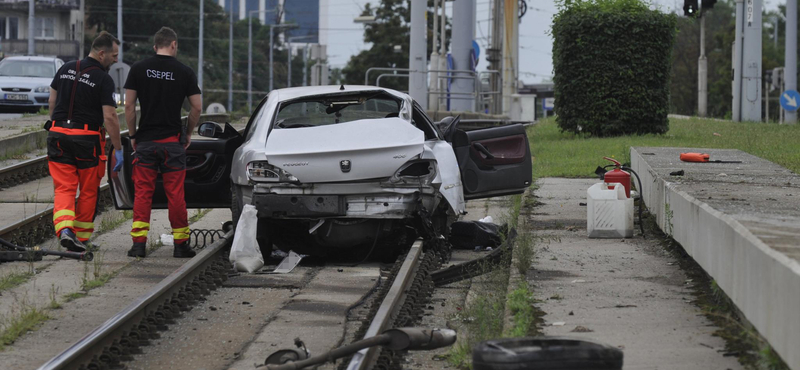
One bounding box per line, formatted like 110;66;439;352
631;147;800;370
0;130;47;158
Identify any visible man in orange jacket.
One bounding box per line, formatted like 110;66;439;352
47;31;123;252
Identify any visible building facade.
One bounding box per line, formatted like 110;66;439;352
217;0;323;44
0;0;80;60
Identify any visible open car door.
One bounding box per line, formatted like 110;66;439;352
108;122;242;210
452;123;532;200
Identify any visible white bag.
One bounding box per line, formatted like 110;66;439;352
229;204;264;273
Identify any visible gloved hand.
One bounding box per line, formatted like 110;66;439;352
113;149;124;172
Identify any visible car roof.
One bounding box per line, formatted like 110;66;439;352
2;56;60;62
270;85;409;103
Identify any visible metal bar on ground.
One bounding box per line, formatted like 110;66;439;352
346;240;423;370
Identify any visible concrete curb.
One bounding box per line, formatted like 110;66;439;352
631;147;800;370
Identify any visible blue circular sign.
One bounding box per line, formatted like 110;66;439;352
780;90;800;112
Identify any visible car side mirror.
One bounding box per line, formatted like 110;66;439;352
435;115;461;142
198;121;222;138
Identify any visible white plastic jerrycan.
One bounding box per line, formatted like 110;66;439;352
587;182;633;238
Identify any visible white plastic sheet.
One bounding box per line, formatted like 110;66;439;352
229;204;264;273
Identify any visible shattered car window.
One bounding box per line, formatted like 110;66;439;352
274;93;401;129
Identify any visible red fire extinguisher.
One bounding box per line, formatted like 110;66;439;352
602;157;631;198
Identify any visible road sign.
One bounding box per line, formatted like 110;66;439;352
542;97;555;111
780;90;800;112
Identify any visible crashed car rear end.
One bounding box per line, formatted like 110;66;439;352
231;87;455;257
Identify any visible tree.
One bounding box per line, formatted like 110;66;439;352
342;0;448;91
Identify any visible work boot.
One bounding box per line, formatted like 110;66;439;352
173;242;196;258
60;229;86;253
127;243;146;258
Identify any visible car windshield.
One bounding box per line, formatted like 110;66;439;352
275;93;401;129
0;60;55;78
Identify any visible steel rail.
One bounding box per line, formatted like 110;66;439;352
346;240;423;370
37;230;233;370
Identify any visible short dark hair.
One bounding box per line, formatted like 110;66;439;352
154;27;178;49
91;31;120;53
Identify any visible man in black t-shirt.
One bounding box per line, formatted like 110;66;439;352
124;27;201;258
48;31;123;253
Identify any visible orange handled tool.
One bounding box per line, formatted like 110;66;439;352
680;153;710;162
680;152;742;163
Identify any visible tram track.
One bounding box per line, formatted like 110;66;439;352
32;234;445;370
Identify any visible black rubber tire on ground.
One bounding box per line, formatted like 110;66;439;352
472;337;623;370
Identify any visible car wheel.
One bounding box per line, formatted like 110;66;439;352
472;337;623;370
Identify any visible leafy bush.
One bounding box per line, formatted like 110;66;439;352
552;0;677;136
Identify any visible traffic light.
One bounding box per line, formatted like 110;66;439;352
701;0;718;9
683;0;698;16
765;69;773;86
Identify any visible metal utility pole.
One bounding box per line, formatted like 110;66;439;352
287;35;313;87
732;0;762;121
408;0;427;109
489;0;503;114
502;0;519;116
228;0;233;112
785;0;797;124
450;0;475;111
79;0;85;57
198;0;204;95
28;0;34;55
303;45;309;86
439;2;446;108
118;0;123;63
698;14;707;117
248;8;277;113
429;0;440;112
732;0;744;121
269;24;296;92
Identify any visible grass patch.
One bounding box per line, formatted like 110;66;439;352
530;117;800;178
80;251;113;291
95;210;134;235
504;282;537;337
513;232;535;276
0;271;34;292
189;208;211;224
0;305;51;350
63;292;87;302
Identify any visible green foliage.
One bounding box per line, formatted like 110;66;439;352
504;282;536;337
552;0;677;136
0;305;50;350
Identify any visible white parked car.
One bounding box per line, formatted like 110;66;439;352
109;86;532;258
0;56;63;112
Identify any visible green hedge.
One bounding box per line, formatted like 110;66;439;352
552;0;677;136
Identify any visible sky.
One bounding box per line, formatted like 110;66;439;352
322;0;784;85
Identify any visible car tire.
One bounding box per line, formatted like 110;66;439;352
472;337;623;370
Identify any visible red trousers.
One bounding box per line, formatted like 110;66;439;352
131;136;189;245
47;126;106;242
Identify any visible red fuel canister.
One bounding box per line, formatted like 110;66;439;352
602;157;631;198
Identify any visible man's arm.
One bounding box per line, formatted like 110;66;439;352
48;88;57;118
124;89;138;137
103;105;122;151
185;94;202;149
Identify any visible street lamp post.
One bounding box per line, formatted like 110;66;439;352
248;8;277;113
287;35;314;87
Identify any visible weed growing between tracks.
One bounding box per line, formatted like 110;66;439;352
642;215;790;370
0;303;50;351
95;210;133;235
0;270;34;292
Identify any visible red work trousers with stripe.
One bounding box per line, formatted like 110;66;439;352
47;126;106;242
131;135;190;245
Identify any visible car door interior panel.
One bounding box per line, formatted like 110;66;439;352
453;124;532;200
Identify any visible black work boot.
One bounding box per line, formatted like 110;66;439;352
127;243;146;258
173;242;196;258
60;229;86;253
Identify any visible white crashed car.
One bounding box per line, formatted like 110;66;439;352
109;86;531;258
